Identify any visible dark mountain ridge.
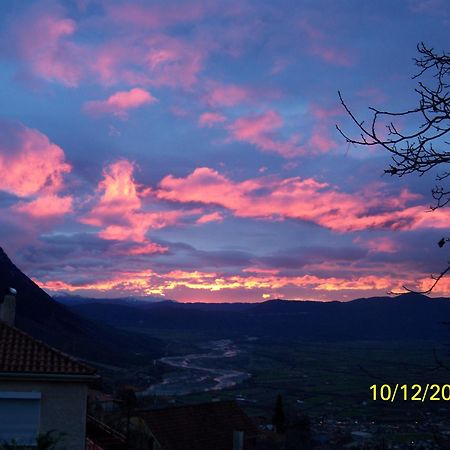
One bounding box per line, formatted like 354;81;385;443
0;247;164;364
3;243;449;355
54;294;176;306
68;293;450;341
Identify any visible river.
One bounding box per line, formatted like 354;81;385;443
142;340;251;396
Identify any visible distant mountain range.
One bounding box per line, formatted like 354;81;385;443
3;244;450;368
0;247;165;365
66;293;450;342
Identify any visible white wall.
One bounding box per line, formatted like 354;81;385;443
0;380;88;450
0;392;41;445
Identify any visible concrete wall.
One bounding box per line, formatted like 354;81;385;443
0;380;88;450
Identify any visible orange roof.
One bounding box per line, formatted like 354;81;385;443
0;320;96;377
140;401;258;450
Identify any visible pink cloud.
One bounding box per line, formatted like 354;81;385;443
158;167;256;207
203;83;251;107
97;211;181;243
9;4;209;90
82;160;142;226
0;122;71;197
92;40;135;86
145;35;207;88
196;211;224;224
84;88;157;118
199;104;339;157
227;110;303;158
33;268;407;299
311;104;343;121
243;267;280;275
81;160;195;250
354;236;399;253
10;7;84;86
126;243;168;255
105;2;208;28
298;19;353;67
13;194;73;218
93;35;208;89
0;121;73;220
4;0;273;96
157;167;450;232
307;130;337;153
38;261;450;300
310;45;352;67
199;112;227;127
303;103;343;153
7;2;259;93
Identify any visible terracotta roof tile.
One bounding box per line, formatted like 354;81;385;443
0;320;96;376
140;401;258;450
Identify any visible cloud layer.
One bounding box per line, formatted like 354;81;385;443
84;88;157;118
1;0;448;301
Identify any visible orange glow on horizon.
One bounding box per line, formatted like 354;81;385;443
33;266;450;302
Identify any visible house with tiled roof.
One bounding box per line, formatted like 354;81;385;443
0;289;98;450
139;400;259;450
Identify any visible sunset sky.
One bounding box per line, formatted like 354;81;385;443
1;0;449;302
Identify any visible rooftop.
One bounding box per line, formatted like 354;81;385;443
0;320;96;377
140;400;258;450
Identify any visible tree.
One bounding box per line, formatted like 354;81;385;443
272;394;286;434
117;386;138;450
0;431;66;450
35;431;66;450
337;43;450;293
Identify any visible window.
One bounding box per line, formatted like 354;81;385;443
0;392;41;446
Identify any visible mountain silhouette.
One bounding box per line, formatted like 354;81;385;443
3;244;449;350
69;293;450;341
0;247;163;364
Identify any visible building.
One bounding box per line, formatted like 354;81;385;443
139;400;259;450
0;290;98;450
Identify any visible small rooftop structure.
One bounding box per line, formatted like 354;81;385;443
0;287;17;326
139;400;258;450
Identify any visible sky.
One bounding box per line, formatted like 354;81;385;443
0;0;449;302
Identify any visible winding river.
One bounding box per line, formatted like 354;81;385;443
142;340;251;396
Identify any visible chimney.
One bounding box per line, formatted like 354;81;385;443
233;430;244;450
1;287;17;326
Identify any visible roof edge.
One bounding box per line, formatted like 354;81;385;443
0;320;97;376
0;372;100;383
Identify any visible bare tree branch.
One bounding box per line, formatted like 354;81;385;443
338;43;450;293
392;264;450;295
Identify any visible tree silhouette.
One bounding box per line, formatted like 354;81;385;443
272;394;286;434
0;431;66;450
117;386;138;450
337;43;450;293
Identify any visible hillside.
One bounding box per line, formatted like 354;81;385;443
68;293;450;341
0;248;164;365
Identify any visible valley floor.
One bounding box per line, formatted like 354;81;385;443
129;335;450;448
